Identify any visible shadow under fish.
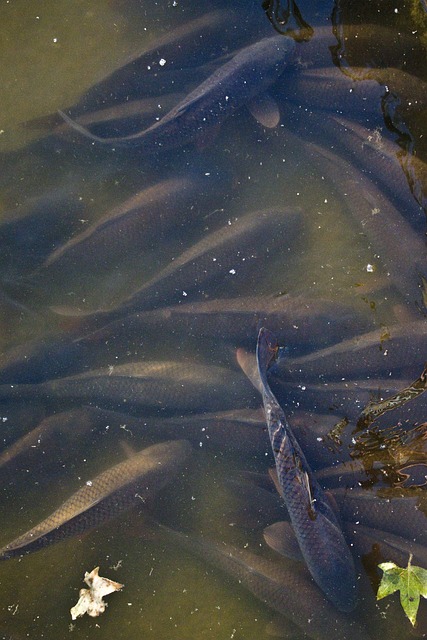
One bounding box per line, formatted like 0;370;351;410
256;327;358;612
0;439;192;560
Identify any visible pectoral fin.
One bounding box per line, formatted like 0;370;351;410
263;521;303;561
248;92;281;128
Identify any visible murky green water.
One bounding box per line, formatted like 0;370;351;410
0;0;426;638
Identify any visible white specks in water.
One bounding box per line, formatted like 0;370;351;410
229;269;236;275
182;290;188;297
366;263;374;272
159;58;166;66
86;480;93;487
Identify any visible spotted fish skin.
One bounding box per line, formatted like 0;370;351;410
0;440;192;560
256;328;358;612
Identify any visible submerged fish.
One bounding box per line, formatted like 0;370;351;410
0;360;255;414
51;206;302;321
304;142;426;310
59;35;296;148
42;176;201;273
278;320;427;380
256;328;358;612
0;407;101;472
334;487;427;546
153;521;369;640
68;10;245;113
0;440;192;560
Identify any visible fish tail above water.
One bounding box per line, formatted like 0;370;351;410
256;328;358;612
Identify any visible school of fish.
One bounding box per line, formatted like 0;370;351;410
0;1;426;639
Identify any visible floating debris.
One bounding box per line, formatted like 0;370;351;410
70;567;124;620
356;363;427;430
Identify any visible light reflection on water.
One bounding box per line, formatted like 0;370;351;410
0;0;426;638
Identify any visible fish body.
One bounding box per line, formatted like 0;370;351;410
256;328;358;612
0;360;255;414
305;142;426;309
334;488;427;546
70;10;243;112
157;523;369;640
42;177;200;272
279;320;427;380
0;440;192;560
60;35;295;148
0;291;367;386
52;206;302;321
125;293;373;349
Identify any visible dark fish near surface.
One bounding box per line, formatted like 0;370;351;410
0;360;256;414
305;141;426;310
0;291;366;386
0;407;102;472
333;487;427;546
278;319;427;381
285;66;385;116
0;440;192;560
126;293;374;350
236;344;411;419
41;176;202;273
153;522;370;640
52;206;302;321
68;10;245;113
59;35;296;148
256;328;358;612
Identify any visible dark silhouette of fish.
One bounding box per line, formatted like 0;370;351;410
0;359;256;414
278;319;427;380
333;487;427;547
304;142;426;310
152;521;370;640
256;328;358;612
0;440;192;560
41;176;202;273
50;206;302;321
59;35;296;148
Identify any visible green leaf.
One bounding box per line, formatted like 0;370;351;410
377;554;427;627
